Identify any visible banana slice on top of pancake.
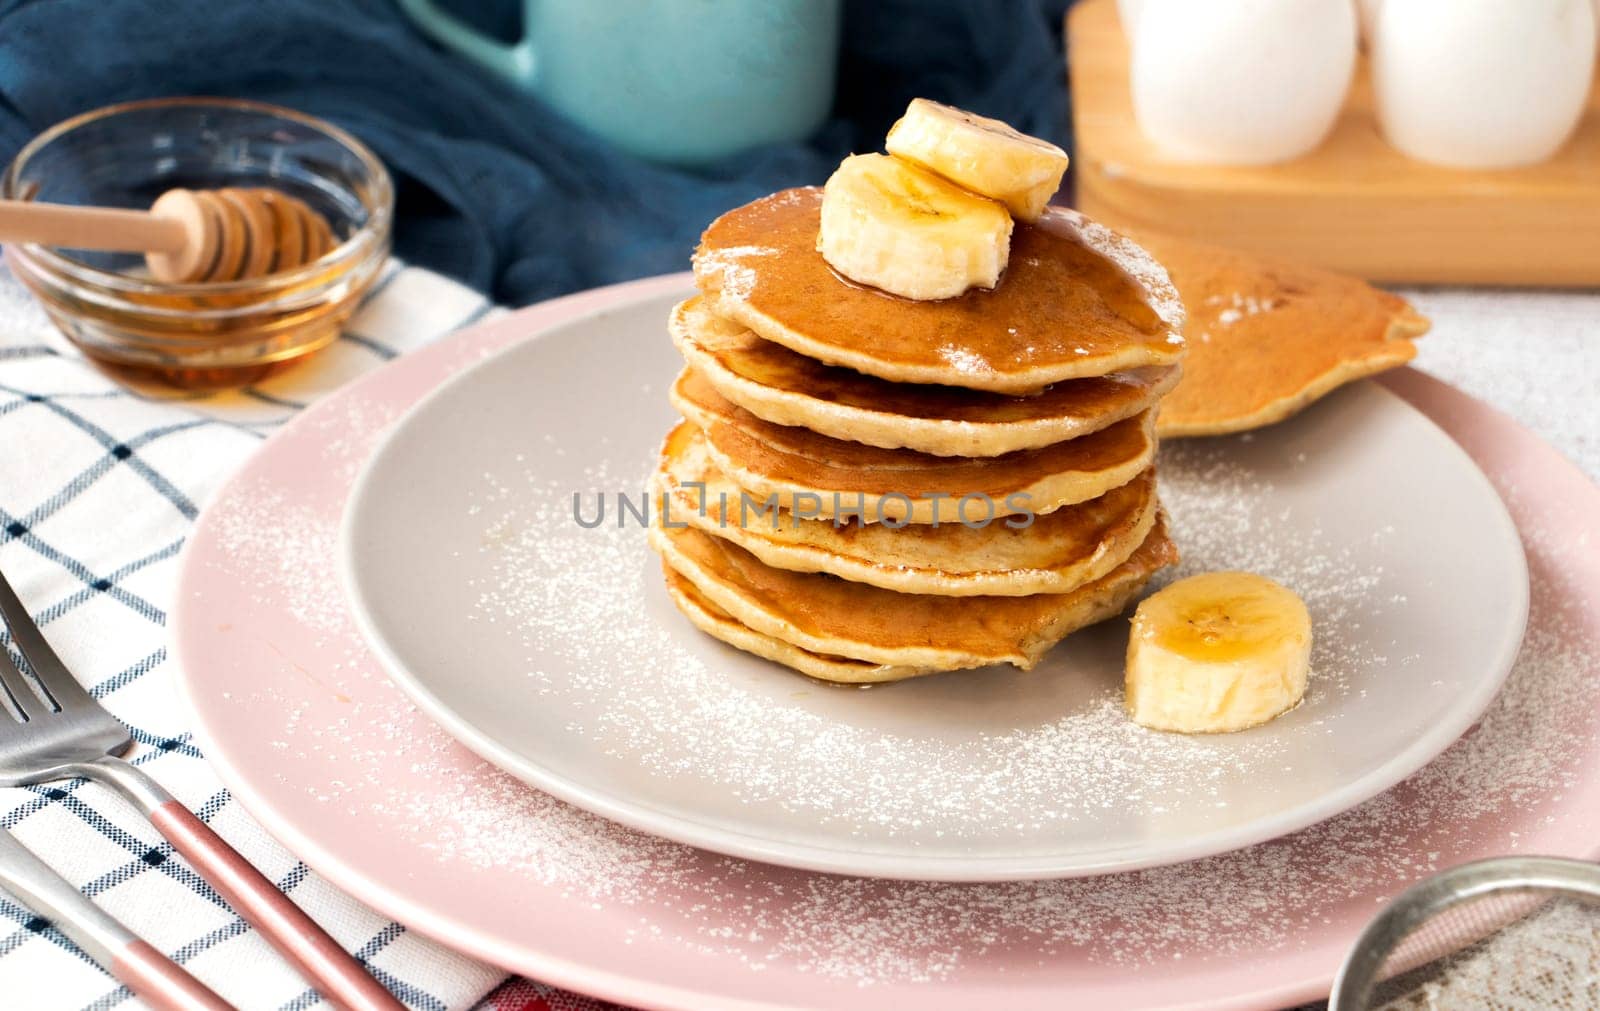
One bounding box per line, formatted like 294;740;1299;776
668;368;1157;526
817;153;1014;301
670;297;1179;458
885;98;1070;222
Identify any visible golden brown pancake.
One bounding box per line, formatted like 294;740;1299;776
650;515;1178;679
671;296;1180;457
1134;232;1431;438
654;421;1159;596
693;188;1186;394
662;567;936;684
670;368;1157;525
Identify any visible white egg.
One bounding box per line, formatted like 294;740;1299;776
1373;0;1596;168
1117;0;1148;38
1355;0;1383;41
1131;0;1357;164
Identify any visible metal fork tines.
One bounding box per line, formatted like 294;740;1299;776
0;573;132;781
0;565;402;1011
0;573;230;1009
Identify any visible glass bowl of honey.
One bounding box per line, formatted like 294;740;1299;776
2;97;393;387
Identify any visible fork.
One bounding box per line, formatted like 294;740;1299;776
0;567;404;1011
0;825;231;1009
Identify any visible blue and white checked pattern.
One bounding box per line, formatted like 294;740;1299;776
0;258;512;1010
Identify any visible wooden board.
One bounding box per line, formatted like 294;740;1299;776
1068;0;1600;287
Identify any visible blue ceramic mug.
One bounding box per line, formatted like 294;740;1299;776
396;0;842;165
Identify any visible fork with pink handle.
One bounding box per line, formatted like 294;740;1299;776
0;566;403;1011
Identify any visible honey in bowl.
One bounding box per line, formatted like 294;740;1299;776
1;97;393;389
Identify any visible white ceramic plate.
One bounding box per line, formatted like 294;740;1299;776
340;289;1527;882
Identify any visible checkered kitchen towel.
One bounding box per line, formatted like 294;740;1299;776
0;258;615;1011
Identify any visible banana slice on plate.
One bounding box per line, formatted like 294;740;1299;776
886;98;1070;221
817;152;1013;301
1125;571;1313;734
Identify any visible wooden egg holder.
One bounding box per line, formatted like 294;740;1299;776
1067;0;1600;286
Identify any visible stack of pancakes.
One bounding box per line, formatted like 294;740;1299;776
648;187;1188;684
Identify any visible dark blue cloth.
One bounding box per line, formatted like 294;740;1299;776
0;0;1071;306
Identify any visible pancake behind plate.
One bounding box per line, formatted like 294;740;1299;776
655;421;1159;596
650;514;1178;679
1138;231;1430;438
671;296;1180;457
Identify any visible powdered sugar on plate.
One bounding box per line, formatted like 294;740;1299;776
331;331;1529;885
461;440;1393;846
226;475;1595;981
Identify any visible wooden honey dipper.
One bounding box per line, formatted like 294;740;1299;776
0;187;336;283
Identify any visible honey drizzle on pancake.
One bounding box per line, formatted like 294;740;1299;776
694;188;1185;391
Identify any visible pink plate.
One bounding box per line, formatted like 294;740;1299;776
173;274;1600;1011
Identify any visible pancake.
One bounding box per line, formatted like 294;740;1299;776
649;514;1178;678
671;296;1180;458
654;420;1159;597
693;188;1186;395
1135;231;1431;438
662;567;936;684
670;368;1157;525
